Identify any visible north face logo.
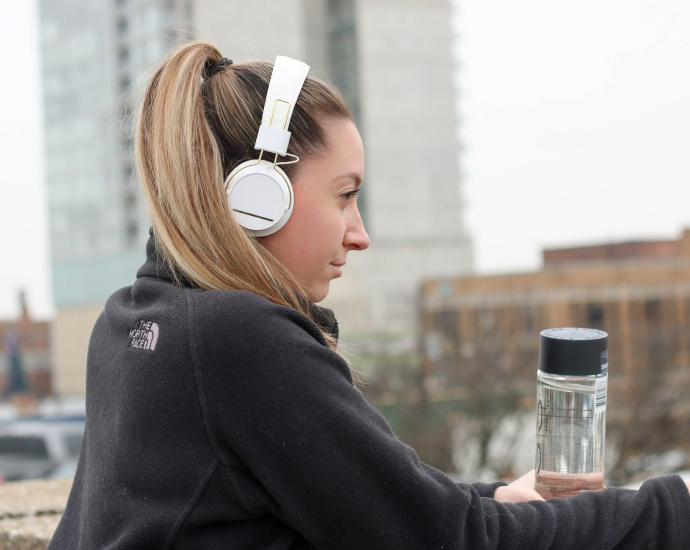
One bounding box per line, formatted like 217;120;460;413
129;320;159;350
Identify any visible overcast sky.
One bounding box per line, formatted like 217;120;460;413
455;0;690;272
1;0;690;320
0;0;49;319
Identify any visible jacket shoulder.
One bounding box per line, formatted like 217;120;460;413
185;289;331;349
184;288;353;397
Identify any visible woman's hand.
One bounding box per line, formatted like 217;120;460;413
493;470;545;503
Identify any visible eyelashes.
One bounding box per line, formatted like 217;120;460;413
341;189;361;202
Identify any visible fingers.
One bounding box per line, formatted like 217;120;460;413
527;489;545;501
509;469;537;490
492;470;546;503
493;485;545;503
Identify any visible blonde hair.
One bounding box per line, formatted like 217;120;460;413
135;41;352;351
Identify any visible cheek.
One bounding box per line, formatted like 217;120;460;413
297;211;322;256
290;197;339;259
262;188;345;288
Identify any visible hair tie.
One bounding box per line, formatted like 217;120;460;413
205;57;233;78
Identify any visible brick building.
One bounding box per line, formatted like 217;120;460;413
419;229;690;475
0;292;53;397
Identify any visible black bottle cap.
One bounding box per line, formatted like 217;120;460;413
539;327;608;376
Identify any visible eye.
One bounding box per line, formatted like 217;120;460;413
340;189;360;203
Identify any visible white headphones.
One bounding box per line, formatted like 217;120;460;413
224;56;310;237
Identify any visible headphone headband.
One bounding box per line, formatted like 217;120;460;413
226;55;310;237
253;56;310;156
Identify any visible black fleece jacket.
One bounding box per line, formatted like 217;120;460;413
50;235;690;549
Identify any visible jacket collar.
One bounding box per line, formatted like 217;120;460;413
137;229;339;342
305;299;339;343
136;229;197;287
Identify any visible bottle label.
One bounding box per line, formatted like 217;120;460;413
595;376;607;413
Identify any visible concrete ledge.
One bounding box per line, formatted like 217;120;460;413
0;480;71;550
0;516;62;550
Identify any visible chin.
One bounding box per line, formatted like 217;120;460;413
309;283;330;303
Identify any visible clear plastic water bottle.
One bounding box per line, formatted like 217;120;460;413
535;327;608;499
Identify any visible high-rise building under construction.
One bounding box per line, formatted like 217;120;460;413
40;0;471;394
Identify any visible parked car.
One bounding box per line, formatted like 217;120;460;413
0;415;85;482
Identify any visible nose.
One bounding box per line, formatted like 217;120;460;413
344;206;370;251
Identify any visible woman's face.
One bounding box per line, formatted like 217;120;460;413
261;118;370;302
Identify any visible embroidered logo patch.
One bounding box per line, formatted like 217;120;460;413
129;320;159;350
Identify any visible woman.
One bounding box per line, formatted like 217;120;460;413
49;42;690;549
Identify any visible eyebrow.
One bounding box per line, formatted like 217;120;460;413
332;172;362;189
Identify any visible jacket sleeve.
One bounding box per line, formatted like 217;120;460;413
470;481;507;498
188;290;690;550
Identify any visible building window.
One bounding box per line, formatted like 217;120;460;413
116;17;128;38
327;0;366;226
118;46;129;67
119;76;131;94
434;309;458;343
165;1;177;25
126;221;139;245
327;0;360;122
645;299;662;322
124;191;136;210
123;134;135;150
477;309;496;333
524;305;535;332
586;303;605;330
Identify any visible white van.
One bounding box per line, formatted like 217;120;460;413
0;415;85;482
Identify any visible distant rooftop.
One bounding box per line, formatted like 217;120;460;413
543;229;690;266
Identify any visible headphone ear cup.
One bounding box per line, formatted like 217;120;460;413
225;159;294;237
